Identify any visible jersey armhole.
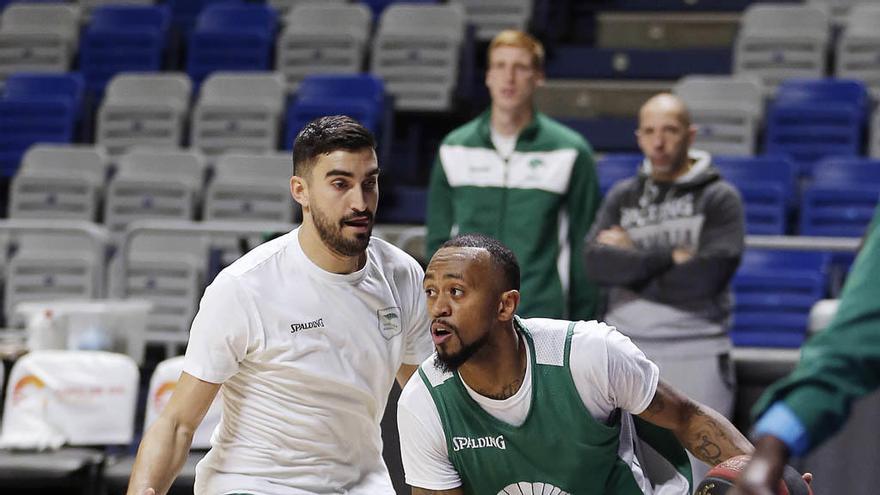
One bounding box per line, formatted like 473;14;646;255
563;321;576;368
417;366;458;467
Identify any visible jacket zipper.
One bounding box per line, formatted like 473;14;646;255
499;153;510;239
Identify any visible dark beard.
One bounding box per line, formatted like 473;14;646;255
434;331;491;373
311;204;372;257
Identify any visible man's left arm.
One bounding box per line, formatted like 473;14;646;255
397;364;419;388
399;259;433;389
641;183;745;304
566;145;602;320
638;380;753;467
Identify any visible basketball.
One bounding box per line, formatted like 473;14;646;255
694;454;813;495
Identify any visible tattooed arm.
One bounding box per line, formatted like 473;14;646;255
412;487;464;495
637;380;753;466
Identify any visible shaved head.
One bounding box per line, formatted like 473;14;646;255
636;93;696;181
639;93;691;129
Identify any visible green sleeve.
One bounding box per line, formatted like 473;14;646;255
565;144;602;321
426;154;454;259
752;203;880;451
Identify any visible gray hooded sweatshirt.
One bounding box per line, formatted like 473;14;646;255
584;149;745;356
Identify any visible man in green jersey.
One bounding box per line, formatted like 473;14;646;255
425;29;601;321
398;233;752;495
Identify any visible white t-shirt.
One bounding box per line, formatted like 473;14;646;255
183;228;433;495
397;319;660;491
490;127;518;159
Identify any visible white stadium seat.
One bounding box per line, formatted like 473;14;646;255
104;148;206;231
204;152;298;223
276;3;371;91
449;0;532;41
371;4;465;111
734;4;829;92
835;3;880;98
121;223;209;355
4;222;109;323
0;3;80;81
97;72;192;155
674;75;764;156
9;145;108;222
190;72;286;156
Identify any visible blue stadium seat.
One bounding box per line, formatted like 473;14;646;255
765;79;869;174
167;0;235;37
731;249;831;348
285;74;386;148
377;185;427;224
596;153;641;195
79;5;171;92
713;155;798;235
186;3;277;85
361;0;438;18
0;72;83;177
800;157;880;237
285;74;391;166
558;117;639;153
545;45;731;80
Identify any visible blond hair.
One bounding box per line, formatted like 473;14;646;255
488;29;544;70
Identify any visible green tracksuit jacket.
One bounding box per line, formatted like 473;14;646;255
426;110;601;320
753;202;880;451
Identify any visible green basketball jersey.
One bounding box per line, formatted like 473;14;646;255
417;318;691;495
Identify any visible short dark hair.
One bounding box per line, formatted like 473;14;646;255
292;115;376;177
439;234;520;292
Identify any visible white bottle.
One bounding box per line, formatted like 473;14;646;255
25;309;60;351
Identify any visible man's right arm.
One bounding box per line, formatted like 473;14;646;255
583;184;674;286
127;373;221;495
638;380;753;467
426;155;454;259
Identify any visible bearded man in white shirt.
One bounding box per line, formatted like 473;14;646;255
127;115;433;495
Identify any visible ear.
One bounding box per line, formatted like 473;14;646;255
535;69;546;87
687;124;697;147
290;175;309;211
497;290;520;322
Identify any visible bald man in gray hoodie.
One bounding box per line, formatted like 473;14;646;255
584;93;745;484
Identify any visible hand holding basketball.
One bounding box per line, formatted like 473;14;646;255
695;453;812;495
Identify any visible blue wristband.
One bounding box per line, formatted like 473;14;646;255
753;402;810;457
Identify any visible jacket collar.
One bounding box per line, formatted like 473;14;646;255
476;108;542;146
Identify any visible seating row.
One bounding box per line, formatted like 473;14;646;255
0;219;426;355
597;153;880;237
546;2;880;98
0;216;859;360
676;76;877;163
0;71;395;177
0;1;471;108
538;75;880;162
11;135;879;239
734;3;880;94
10;145;299;229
